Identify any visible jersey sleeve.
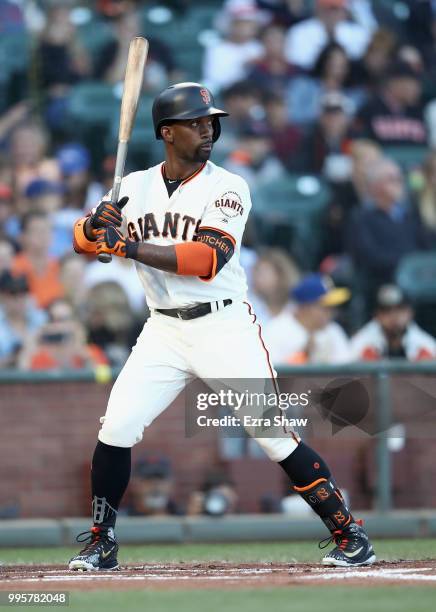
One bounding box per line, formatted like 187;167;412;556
195;176;252;280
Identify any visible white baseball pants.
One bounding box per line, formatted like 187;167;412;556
98;301;299;462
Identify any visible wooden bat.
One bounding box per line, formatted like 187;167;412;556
98;36;149;263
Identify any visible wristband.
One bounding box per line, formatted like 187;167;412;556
125;240;139;260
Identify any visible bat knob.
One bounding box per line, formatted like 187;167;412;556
97;253;112;264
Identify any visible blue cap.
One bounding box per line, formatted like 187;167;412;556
56;143;90;176
292;273;350;306
25;179;65;199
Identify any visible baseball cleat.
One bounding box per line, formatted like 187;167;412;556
320;521;376;567
68;526;119;571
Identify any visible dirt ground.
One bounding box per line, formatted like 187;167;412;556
1;560;436;591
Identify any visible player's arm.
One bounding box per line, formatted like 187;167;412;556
95;178;247;277
95;226;216;276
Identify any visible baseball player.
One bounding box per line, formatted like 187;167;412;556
69;82;375;570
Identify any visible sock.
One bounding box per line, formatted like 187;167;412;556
278;441;331;486
279;442;353;532
91;440;131;530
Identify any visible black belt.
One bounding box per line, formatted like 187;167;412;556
155;299;232;320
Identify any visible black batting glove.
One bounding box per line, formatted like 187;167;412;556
89;196;129;230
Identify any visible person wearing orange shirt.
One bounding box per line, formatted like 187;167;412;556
18;298;107;370
12;211;65;309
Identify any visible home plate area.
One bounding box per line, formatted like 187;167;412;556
1;560;436;591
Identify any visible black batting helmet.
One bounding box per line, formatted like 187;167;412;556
152;82;228;142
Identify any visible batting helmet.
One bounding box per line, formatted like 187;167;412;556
152;82;228;142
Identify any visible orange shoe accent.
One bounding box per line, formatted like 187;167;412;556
293;478;327;492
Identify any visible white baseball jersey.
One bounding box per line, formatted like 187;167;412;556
107;160;251;309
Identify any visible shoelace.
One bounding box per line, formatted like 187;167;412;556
318;519;363;551
318;530;343;550
75;527;104;554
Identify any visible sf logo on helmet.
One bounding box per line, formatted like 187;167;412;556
200;88;211;105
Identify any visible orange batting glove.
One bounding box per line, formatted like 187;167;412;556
96;226;138;259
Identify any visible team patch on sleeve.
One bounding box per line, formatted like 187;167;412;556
214;191;244;218
195;226;236;280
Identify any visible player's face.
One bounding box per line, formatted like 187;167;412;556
170;116;215;163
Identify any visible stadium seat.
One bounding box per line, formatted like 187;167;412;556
77;19;115;58
396;252;436;336
396;252;436;301
105;95;159;168
383;145;428;171
66;82;120;132
0;31;30;76
252;175;331;267
176;46;204;81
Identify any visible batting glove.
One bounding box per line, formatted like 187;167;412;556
90;196;129;230
96;226;137;259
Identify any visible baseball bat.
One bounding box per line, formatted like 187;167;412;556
98;36;149;263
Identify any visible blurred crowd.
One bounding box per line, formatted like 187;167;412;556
1;0;436;371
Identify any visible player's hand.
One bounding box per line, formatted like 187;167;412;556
96;226;130;258
90;196;129;230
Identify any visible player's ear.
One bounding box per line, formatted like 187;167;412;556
161;125;174;144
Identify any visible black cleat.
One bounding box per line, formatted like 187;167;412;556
68;526;119;571
320;521;376;567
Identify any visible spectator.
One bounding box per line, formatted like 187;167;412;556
256;0;310;28
246;23;299;95
83;281;144;366
84;256;146;314
24;178;65;215
10;122;60;196
287;42;364;126
263;93;302;171
355;61;427;146
95;0;135;20
214;80;264;158
346;158;432;303
128;456;182;516
348;139;382;206
0;237;13;274
203;0;264;92
12;211;64;309
351;284;436;360
224;121;285;189
95;10;177;91
249;248;300;324
0;272;46;368
0;0;25;34
349;28;397;93
417;151;436;239
37;4;91;130
186;469;238;516
59;253;88;314
300;91;354;177
263;273;351;365
24;178;80;258
56;143;103;211
0;182;14;240
284;0;373;70
322;138;382;256
18;298;108;370
405;0;436;67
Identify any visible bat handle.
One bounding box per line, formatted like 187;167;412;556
97;253;113;263
97;142;127;264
